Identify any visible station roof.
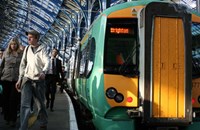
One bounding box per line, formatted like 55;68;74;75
0;0;198;51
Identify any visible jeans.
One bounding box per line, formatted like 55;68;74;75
19;78;48;130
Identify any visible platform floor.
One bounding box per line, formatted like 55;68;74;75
0;88;78;130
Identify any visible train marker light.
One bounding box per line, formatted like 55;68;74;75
106;87;117;99
114;93;124;103
192;98;195;104
127;97;133;103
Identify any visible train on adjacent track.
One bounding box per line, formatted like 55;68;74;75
65;0;200;130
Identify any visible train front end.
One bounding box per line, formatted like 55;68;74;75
99;1;196;130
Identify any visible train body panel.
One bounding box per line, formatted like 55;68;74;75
66;1;200;130
75;14;108;114
104;74;138;107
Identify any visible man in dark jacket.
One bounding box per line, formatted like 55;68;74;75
45;48;64;112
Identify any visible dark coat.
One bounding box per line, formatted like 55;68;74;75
54;58;64;82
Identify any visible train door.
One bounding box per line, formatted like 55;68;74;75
139;2;192;126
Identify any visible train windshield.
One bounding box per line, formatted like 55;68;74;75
104;18;138;77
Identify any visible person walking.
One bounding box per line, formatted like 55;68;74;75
0;48;4;114
0;38;23;127
45;48;64;112
60;65;67;93
15;29;50;130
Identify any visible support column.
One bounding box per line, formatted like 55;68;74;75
197;0;200;13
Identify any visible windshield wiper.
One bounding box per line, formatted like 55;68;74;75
118;44;139;77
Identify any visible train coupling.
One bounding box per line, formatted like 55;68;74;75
127;108;141;118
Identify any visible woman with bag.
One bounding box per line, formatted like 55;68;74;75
0;38;23;127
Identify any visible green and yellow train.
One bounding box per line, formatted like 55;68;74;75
66;0;200;129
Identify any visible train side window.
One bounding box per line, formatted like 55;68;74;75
85;38;96;78
79;50;87;77
78;38;96;78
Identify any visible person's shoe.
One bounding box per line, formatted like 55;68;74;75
5;121;9;125
40;125;47;130
50;108;54;112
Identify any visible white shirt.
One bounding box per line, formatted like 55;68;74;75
47;58;56;74
0;58;2;65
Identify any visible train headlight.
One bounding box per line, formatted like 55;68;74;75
114;93;124;103
106;87;117;99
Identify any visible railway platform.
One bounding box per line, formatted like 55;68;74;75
0;89;78;130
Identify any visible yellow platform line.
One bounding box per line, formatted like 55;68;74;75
28;113;37;128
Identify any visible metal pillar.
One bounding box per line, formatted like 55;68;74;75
197;0;200;13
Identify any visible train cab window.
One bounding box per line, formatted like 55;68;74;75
104;18;138;77
192;22;200;78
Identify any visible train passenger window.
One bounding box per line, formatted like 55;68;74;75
104;18;139;77
79;51;86;76
85;38;96;78
192;22;200;78
78;38;96;78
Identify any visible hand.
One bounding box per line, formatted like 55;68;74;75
39;72;45;80
15;79;21;92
